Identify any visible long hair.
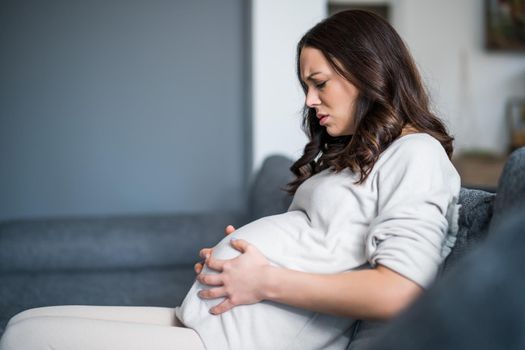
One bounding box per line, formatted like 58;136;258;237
287;10;454;194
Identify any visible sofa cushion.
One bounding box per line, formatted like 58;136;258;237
0;212;247;272
440;187;495;274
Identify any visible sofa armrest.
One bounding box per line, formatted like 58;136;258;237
0;211;248;272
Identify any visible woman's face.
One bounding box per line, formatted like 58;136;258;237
299;47;359;137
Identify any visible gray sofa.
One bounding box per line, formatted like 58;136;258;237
1;148;524;347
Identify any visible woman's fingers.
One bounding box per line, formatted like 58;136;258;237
196;225;234;274
194;261;203;274
196;272;223;286
198;287;227;300
196;226;235;275
197;241;270;315
230;238;250;253
199;248;212;260
225;225;236;235
195;248;212;275
205;255;226;272
210;299;236;315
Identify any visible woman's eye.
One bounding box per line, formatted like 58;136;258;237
315;81;327;89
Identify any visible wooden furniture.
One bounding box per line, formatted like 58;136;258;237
452;153;507;191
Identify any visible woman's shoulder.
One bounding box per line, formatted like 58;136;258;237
372;132;454;177
380;133;447;163
390;132;444;152
371;132;460;195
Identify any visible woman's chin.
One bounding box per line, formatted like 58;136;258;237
326;129;344;137
325;127;338;137
325;127;354;137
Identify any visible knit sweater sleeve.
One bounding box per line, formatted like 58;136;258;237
365;135;460;288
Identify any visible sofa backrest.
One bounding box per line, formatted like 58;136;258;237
489;147;525;232
0;211;247;272
248;155;294;221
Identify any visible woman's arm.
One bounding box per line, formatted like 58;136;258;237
197;237;423;321
261;260;422;320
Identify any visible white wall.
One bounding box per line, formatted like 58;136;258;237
396;0;525;154
251;0;326;173
251;0;525;169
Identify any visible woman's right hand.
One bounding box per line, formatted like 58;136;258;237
194;224;236;274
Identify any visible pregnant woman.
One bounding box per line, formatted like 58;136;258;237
0;9;460;350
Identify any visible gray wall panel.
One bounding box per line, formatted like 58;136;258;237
0;0;248;220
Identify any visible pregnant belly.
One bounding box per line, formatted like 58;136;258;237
176;210;360;349
211;211;364;273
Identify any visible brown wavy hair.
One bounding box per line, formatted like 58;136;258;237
287;10;454;194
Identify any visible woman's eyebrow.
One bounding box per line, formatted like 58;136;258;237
301;71;323;84
305;72;322;80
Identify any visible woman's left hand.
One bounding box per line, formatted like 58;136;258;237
196;239;271;315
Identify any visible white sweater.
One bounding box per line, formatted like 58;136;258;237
176;133;461;350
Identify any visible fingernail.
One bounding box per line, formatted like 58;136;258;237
205;253;210;259
209;309;216;315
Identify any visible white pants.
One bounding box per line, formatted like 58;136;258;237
0;305;205;350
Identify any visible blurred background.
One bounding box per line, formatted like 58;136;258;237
1;0;524;222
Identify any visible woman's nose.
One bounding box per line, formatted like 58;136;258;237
305;89;321;108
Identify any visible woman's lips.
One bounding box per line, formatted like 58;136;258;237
318;115;329;125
